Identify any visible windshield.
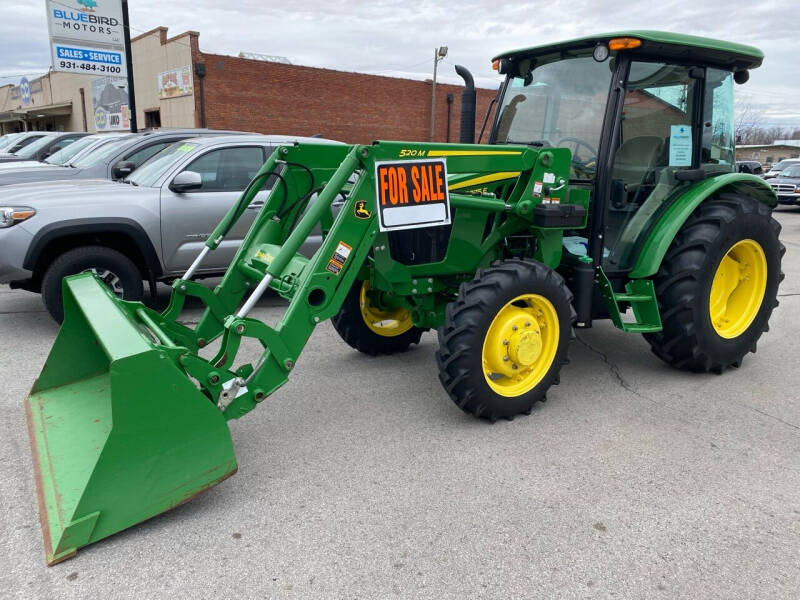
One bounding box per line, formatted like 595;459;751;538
0;134;22;151
127;142;197;187
781;165;800;178
44;136;96;164
71;137;132;168
13;135;54;158
494;53;613;178
772;160;797;172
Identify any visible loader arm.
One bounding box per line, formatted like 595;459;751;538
157;141;562;420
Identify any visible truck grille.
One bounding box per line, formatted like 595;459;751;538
771;183;797;194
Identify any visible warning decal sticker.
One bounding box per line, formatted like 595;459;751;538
326;240;352;276
332;241;352;265
374;158;451;232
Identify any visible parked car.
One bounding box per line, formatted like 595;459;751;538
768;164;800;206
736;160;763;175
763;158;800;179
0;134;342;320
0;132;90;164
0;129;250;187
0;133;130;172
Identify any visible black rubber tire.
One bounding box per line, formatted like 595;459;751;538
331;281;424;356
41;246;144;323
644;194;784;373
436;259;575;422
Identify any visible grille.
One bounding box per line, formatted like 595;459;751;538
771;183;797;194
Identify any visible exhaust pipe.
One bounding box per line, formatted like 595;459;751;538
455;65;476;144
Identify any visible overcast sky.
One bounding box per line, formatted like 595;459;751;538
1;0;796;129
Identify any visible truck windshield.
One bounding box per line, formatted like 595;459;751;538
0;133;22;151
44;135;99;165
494;53;613;178
71;137;131;169
14;135;54;158
127;142;197;187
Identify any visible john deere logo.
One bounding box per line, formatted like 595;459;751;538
354;200;371;219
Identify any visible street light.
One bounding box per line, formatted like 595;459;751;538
430;45;448;142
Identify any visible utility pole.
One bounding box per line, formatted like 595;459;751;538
121;0;137;132
429;45;448;142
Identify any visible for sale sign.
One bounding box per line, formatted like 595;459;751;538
46;1;127;77
375;159;451;232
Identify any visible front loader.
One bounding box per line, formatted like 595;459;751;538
26;31;783;564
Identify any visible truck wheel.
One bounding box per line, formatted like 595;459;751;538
331;280;423;355
644;194;784;372
436;259;574;422
41;246;144;323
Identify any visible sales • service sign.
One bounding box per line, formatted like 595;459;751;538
375;158;451;232
46;0;127;77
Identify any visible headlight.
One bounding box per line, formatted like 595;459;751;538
0;206;36;228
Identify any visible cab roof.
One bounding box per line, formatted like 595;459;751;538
493;31;763;72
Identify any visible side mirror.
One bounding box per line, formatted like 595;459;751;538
169;170;203;193
112;160;136;180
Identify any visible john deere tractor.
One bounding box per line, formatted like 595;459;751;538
26;32;783;564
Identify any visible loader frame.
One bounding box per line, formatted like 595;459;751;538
125;140;589;419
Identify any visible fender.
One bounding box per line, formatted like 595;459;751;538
23;218;164;278
628;173;777;279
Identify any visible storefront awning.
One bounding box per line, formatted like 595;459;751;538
23;101;73;118
0;110;25;124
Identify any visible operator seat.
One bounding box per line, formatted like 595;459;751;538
611;135;664;192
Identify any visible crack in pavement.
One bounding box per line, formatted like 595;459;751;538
746;406;800;432
575;335;659;405
0;309;47;314
778;293;800;298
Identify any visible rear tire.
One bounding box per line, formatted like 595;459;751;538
331;280;424;355
41;246;144;323
436;259;574;422
644;194;784;372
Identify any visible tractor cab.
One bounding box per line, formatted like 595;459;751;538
488;32;762;273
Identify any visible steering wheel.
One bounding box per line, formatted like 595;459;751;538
557;137;598;163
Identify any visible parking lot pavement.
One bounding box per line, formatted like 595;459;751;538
1;210;799;600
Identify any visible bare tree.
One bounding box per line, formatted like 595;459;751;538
735;100;765;144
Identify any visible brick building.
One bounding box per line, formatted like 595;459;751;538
1;26;498;143
131;27;498;144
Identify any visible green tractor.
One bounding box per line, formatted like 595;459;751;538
26;31;782;564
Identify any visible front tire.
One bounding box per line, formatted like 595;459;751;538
41;246;144;323
436;259;574;421
331;281;424;355
644;194;784;372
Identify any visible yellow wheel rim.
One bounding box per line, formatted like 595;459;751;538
481;294;560;397
709;239;767;339
359;282;414;337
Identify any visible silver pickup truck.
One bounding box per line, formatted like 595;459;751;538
0;134;340;321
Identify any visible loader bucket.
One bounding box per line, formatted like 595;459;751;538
26;273;237;565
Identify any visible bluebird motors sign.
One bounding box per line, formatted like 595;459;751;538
46;0;127;77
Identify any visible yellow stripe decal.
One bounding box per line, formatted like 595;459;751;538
449;171;521;190
428;150;522;157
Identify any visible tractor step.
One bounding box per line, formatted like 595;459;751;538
598;271;662;333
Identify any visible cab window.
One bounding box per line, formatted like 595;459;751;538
702;68;734;168
181;146;265;192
